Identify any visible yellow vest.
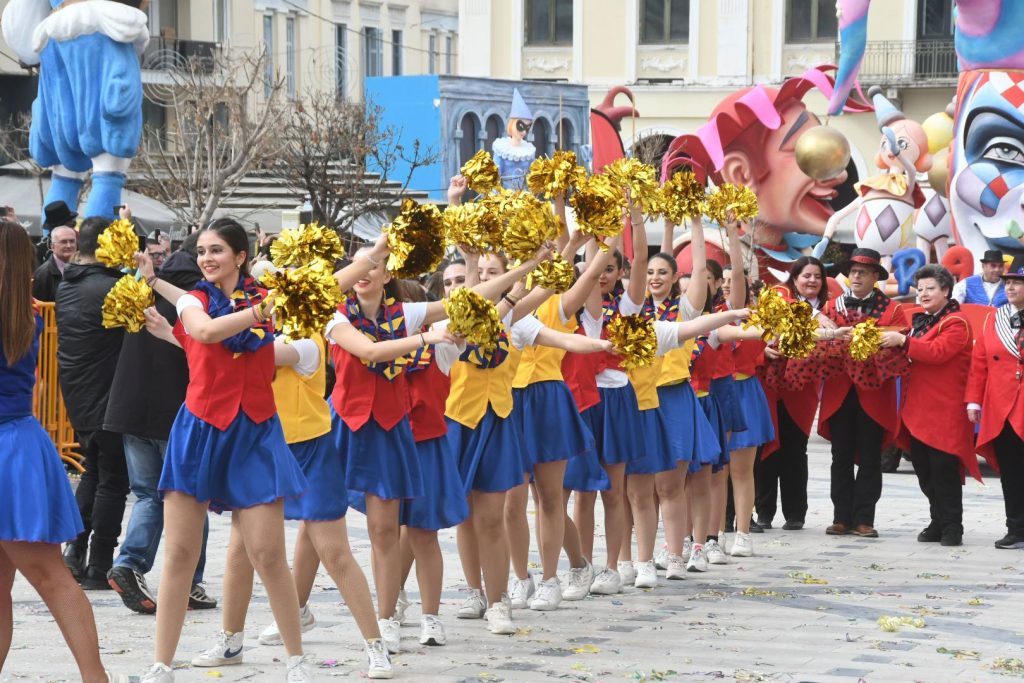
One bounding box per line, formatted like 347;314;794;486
629;357;665;411
446;346;523;428
513;296;576;388
658;339;695;387
271;334;332;445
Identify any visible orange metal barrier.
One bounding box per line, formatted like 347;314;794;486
32;302;84;473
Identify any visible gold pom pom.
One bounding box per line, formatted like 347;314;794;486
527;150;586;199
95;219;139;269
660;170;708;224
848;318;882;362
527;253;575;292
444;287;504;351
270;222;345;267
261;259;343;340
461;149;501;195
603;157;663;216
486;190;560;262
706;183;759;225
102;275;154;332
443;202;503;253
570;174;626;250
744;288;817;359
606;314;657;370
385;198;446;279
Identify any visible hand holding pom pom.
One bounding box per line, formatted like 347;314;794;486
527;253;575;292
570;174;627;250
461;150;501;195
102;275;155;332
603;158;663;217
848;319;882;361
261;259;344;340
661;171;708;224
444;288;504;351
606;314;657;369
271;223;345;267
706;183;758;226
386;198;446;278
96;219;140;269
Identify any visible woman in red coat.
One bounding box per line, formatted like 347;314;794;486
881;264;976;547
966;266;1024;550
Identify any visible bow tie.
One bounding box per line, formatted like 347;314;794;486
911;311;933;334
1011;311;1024;330
844;294;873;311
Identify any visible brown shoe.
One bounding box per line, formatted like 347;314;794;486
852;524;879;538
825;522;851;535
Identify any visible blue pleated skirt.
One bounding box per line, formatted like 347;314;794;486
284;426;348;522
564;406;611;491
513;381;594;466
657;381;719;466
728;377;775;450
447;409;527;494
0;416;83;543
694;393;731;474
336;408;423;501
710;376;747;434
590;385;645;465
162;407;308;514
626;407;674;475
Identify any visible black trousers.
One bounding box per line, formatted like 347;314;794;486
994;423;1024;536
755;401;809;524
909;438;963;533
71;429;130;572
829;389;884;527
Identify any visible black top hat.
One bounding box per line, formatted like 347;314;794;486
42;201;77;231
981;249;1005;264
839;247;889;280
1001;262;1024;280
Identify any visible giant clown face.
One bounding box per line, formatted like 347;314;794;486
950;71;1024;261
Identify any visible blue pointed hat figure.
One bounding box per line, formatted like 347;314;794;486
510;88;534;121
868;85;905;152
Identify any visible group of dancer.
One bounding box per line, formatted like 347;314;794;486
3;168;1024;681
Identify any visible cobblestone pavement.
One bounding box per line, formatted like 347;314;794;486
4;434;1024;682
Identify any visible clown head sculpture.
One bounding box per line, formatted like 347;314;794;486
492;88;536;192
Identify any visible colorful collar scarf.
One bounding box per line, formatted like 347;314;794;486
194;277;274;354
643;295;679;322
345;294;408;380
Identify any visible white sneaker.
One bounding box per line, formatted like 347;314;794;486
191;630;243;667
485;595;516;635
562;559;594;601
457;588;486;619
286;654;314;682
617;561;636;586
259;603;317;646
106;673;132;683
682;537;693;562
706;538;727;565
378;617;401;654
508;576;535;609
365;639;393;679
419;614;446;646
529;577;562;611
634;560;658;589
395;589;410;626
140;664;174;683
665;553;687;580
589;567;622;595
687;545;708;572
731;532;754;557
654;545;669;570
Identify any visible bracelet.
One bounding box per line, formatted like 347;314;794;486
252;306;262;324
420;332;427;347
146;275;158;287
502;294;519;306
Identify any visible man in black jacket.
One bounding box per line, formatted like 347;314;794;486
104;235;217;613
31;224;78;302
56;216;130;588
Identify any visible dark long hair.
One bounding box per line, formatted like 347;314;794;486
786;256;829;305
0;221;37;363
649;252;681;299
201;218;251;277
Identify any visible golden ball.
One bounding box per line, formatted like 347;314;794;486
795;126;851;181
928;148;950;198
922;111;954;155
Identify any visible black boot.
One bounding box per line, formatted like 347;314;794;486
917;522;942;543
62;545;85;581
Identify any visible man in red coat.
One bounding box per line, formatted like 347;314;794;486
966;265;1024;550
881;265;976;547
820;248;908;538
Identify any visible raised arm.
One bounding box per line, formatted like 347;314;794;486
726;221;746;311
179;300;274;345
136;252;187;305
661;218;675;256
554;193;570;253
334;234;391;293
625;201;649;306
328;321;456;363
675;308;750;343
686;215;708;312
559;234;616;318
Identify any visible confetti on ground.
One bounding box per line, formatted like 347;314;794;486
990;658;1024;675
917;572;951;580
573;643;601;654
205;673;223;679
937;647;981;660
741;587;790;598
865;563;891;571
630;670;678;681
877;616;926;632
734;671;768;682
787;571;828;584
967;597;986;606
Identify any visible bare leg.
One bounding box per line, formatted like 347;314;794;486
221;519;254;633
572;491;597;561
406;528;443;615
292;523;321;607
626;474;658;562
0;547;13;668
472;491;511;606
234;501;303;657
504;477;531;581
399;527;415;588
0;542;107;682
730;448;757;534
710;463;730;535
689;466;712;544
656;463;688;554
365;495;402;620
154;492;209;665
620;478;635;562
561;489;586;566
456;509;483;590
534;460;570;579
304;519;381;639
600;463;626;568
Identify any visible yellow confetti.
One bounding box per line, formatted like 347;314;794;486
573;643;601;654
787;571;828;585
877;615;926;632
937;647;980;660
741;587;790;598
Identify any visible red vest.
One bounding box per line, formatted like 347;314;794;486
965;310;1024;471
408;359;451;442
175;290;277;431
733;339;765;377
691;344;716;393
330;345;410;432
562;348;601;413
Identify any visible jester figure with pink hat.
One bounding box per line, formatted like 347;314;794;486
493;88;536;191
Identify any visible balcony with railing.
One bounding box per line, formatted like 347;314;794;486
835;38;958;87
142;36;219;74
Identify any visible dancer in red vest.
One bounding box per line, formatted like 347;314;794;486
966;265;1024;550
881;264;976;547
819;248;907;538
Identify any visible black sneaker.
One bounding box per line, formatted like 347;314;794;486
63;545;85;581
189;583;218;610
917;523;942;543
994;533;1024;550
782;520;805;531
107;566;157;614
940;529;963;547
80;566;114;591
752;518;769;532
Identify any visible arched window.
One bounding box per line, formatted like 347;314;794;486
532;118;551;158
485;114;504;152
556;118;575;152
458;112;481;166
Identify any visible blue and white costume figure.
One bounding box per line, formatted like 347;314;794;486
2;0;146;219
492;88;536;192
